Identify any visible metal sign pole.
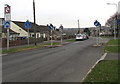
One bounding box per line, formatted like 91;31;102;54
99;26;101;44
97;27;99;46
4;4;11;50
59;25;63;45
51;30;53;46
25;20;32;46
61;29;63;45
7;28;9;50
28;28;30;46
94;20;101;46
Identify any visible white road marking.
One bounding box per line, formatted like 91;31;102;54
0;54;7;57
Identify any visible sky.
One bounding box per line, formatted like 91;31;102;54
0;0;120;28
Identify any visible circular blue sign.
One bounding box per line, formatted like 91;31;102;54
4;21;10;28
94;20;100;27
25;20;32;29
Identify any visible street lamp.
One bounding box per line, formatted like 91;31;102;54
107;3;118;39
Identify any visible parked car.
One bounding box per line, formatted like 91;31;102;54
83;34;89;39
76;34;89;41
76;34;85;41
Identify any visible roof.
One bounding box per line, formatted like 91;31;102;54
12;21;50;34
2;25;19;34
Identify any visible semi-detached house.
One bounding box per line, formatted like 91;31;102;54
12;21;50;39
0;18;50;40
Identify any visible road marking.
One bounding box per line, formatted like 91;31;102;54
0;54;7;57
81;53;107;82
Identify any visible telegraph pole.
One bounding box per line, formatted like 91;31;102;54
78;20;80;33
33;0;37;45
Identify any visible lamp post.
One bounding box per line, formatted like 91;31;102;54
107;3;118;39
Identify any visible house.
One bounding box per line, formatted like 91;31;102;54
0;18;52;47
12;21;50;39
0;18;51;39
0;18;20;40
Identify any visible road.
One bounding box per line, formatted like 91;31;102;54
2;37;109;82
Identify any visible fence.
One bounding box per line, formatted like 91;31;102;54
2;37;44;48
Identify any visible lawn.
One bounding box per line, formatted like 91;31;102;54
105;39;120;53
83;60;119;83
107;39;120;45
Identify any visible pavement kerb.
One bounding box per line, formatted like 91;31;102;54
81;52;108;82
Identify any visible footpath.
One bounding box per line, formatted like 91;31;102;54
105;53;119;60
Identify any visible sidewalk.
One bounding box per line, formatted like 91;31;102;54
104;53;119;60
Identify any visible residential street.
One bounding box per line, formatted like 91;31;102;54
2;37;109;82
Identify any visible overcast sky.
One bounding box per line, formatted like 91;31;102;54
0;0;120;28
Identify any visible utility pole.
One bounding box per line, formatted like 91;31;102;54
33;0;37;45
78;20;80;33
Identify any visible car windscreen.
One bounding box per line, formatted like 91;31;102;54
76;35;82;37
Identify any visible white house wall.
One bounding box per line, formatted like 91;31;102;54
11;22;28;37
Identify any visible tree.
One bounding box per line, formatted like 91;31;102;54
84;28;91;36
105;13;120;37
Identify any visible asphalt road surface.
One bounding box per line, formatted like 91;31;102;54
2;37;109;82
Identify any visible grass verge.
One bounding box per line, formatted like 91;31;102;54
2;45;44;54
105;46;120;53
65;39;76;42
44;42;61;45
2;39;76;54
107;39;120;45
105;39;120;53
83;60;119;82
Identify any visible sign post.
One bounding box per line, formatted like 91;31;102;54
25;20;32;46
59;25;63;45
48;24;54;47
94;20;101;46
4;4;11;50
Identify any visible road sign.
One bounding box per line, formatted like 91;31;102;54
25;20;32;29
94;20;100;27
4;4;11;50
48;24;54;30
4;21;10;28
4;4;11;21
59;25;63;30
5;5;10;14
